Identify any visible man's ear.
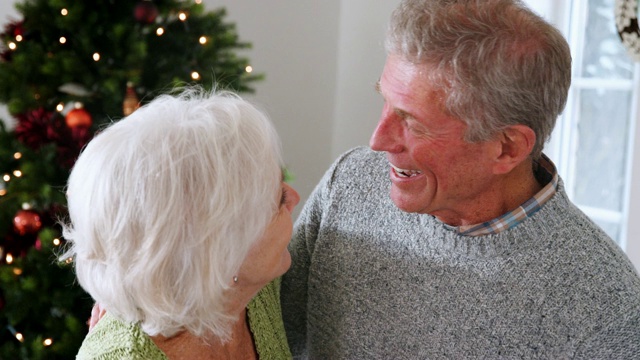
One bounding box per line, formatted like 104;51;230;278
492;125;536;175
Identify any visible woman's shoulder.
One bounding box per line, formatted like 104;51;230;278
76;313;168;360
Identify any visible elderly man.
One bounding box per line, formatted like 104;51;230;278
282;0;640;358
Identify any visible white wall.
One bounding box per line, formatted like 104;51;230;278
330;1;399;159
208;1;343;215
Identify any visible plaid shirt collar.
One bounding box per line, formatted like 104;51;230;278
456;154;558;237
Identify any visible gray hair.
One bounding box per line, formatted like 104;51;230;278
61;88;283;340
385;0;571;158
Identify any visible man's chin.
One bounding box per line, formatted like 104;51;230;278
390;190;429;214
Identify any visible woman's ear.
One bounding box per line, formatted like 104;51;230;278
492;125;536;175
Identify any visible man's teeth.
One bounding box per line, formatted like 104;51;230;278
391;165;422;178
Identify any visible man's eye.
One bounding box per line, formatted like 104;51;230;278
406;120;428;136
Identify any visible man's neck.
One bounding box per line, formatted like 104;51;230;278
435;160;542;227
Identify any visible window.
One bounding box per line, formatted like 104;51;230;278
545;0;639;250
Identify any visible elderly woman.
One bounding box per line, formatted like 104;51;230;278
61;88;299;359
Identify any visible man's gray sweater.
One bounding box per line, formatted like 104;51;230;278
281;146;640;359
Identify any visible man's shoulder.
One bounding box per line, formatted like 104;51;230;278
336;146;385;165
330;146;387;182
308;146;404;221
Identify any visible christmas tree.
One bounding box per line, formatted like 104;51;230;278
0;0;261;358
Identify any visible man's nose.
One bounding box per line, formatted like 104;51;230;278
369;106;403;153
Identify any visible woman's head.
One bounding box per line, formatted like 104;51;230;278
62;88;285;339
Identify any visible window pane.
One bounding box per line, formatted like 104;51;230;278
581;0;634;79
573;89;631;211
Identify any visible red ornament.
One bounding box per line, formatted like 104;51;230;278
15;108;58;149
66;107;92;128
13;210;42;236
12;22;24;38
1;19;24;38
0;20;25;62
134;1;159;24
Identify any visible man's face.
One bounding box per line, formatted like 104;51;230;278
370;54;500;226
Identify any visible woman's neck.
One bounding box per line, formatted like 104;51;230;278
151;309;257;360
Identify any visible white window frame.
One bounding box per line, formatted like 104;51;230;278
534;0;640;270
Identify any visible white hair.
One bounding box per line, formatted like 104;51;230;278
61;88;283;340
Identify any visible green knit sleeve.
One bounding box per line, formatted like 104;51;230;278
76;313;168;360
247;277;293;359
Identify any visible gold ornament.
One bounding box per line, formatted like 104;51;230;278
123;82;140;116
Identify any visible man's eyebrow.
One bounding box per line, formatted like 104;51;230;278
392;107;411;119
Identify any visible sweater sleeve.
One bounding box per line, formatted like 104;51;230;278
572;304;640;359
281;174;326;358
280;149;351;358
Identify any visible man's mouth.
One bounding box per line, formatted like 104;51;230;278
391;164;423;178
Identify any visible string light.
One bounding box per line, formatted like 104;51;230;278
0;190;6;196
156;27;164;36
15;333;24;342
195;0;202;4
13;152;22;159
56;103;65;112
59;37;67;44
245;66;253;73
34;93;41;100
43;338;53;346
6;253;14;264
8;42;16;50
13;170;22;178
199;36;207;45
93;52;101;61
178;12;188;21
15;35;22;42
3;174;10;182
191;71;200;80
13;268;22;275
61;8;68;16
